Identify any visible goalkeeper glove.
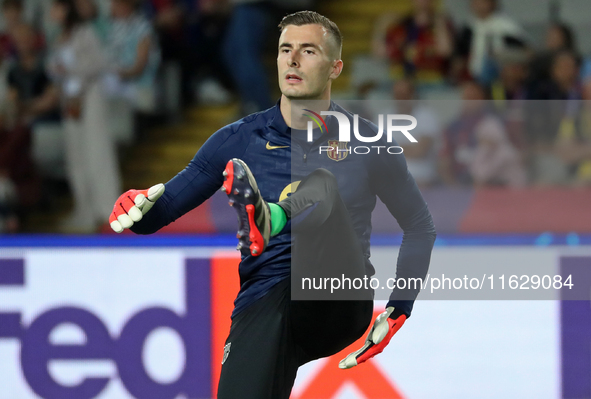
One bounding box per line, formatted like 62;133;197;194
338;307;406;369
109;183;165;233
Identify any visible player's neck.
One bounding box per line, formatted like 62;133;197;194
280;94;331;130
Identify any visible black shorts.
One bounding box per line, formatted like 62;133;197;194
217;278;373;399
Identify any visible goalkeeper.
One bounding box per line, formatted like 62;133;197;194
109;11;436;399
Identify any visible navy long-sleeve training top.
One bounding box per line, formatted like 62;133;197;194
131;100;437;317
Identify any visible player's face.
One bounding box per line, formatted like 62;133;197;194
277;24;341;100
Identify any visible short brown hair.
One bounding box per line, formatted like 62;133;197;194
278;11;342;58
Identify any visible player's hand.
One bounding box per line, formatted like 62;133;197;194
338;307;406;369
109;183;165;233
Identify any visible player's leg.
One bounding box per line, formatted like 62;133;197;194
281;168;373;300
222;161;373;362
216;279;304;399
277;167;349;232
291;297;373;361
222;162;369;287
281;169;374;359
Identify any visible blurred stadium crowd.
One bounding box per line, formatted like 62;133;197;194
355;0;591;191
0;0;590;233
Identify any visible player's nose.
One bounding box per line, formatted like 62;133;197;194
288;53;300;68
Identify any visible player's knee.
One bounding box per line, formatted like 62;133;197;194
312;168;338;190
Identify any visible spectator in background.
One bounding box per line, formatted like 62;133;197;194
0;171;18;233
0;89;19;234
0;30;45;227
0;50;23;232
550;50;581;99
222;0;275;115
103;0;161;111
0;45;10;112
490;48;529;150
75;0;109;41
144;0;231;106
372;0;454;85
555;78;591;186
0;106;41;228
144;0;192;105
526;51;581;185
48;0;121;231
185;0;232;106
147;0;184;42
440;80;524;186
529;22;576;88
453;0;527;85
469;115;527;187
0;0;44;61
528;50;581;101
491;49;529;102
7;23;59;125
392;78;440;186
0;0;25;60
546;23;575;52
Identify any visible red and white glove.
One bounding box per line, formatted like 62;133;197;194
109;184;165;233
339;307;406;369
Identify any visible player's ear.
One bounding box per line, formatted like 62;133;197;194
329;59;343;80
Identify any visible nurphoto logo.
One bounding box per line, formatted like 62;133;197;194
303;110;418;155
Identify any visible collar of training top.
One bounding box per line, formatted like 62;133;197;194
267;99;341;139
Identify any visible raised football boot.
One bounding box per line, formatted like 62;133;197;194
221;158;271;256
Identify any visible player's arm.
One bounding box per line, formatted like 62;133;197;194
340;132;436;369
110;124;248;234
371;147;436;316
